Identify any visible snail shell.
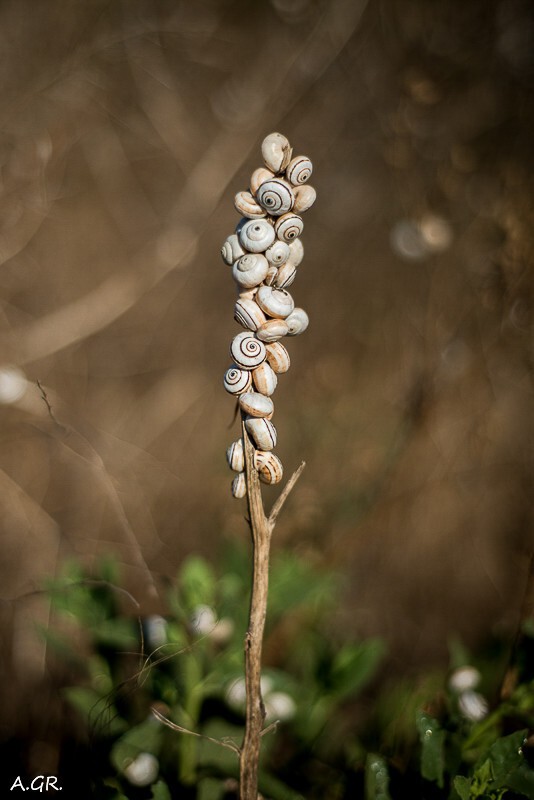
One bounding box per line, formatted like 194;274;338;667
227;439;244;472
256;319;290;342
223;364;253;395
273;262;297;289
238;287;258;300
230;332;267;369
275;213;303;243
285;307;309;336
232;253;269;288
238;218;275;253
256;179;294;216
256;286;295;319
286;155;313;185
265;240;290;267
231;472;247;499
238;391;274;418
265;265;278;286
245;416;277;450
254;451;283;485
252;361;278;396
287;238;304;266
250;167;274;195
234;297;267;331
234;190;266;219
261;132;292;173
265;341;290;373
221;234;245;265
293;184;316;214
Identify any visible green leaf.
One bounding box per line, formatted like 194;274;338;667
453;775;471;800
365;754;391;800
62;686;126;735
111;717;164;774
151;780;171;800
416;712;445;788
486;729;527;788
179;556;216;609
93;618;138;648
330;639;385;699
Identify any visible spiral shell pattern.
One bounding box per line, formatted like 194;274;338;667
230;332;267;370
224;365;253;395
286;156;313;185
254;451;284;485
275;213;304;243
256;179;294;216
238;219;275;253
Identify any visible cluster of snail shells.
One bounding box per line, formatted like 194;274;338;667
222;132;315;498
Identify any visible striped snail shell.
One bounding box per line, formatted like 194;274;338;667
223;365;253;395
250;167;274;195
231;472;247;499
265;240;290;267
261;132;292;173
273;262;297;289
285;307;309;336
293;184;316;214
221;233;245;265
234;190;266;219
287;238;304;266
238;391;274;418
227;439;244;472
265;341;291;373
286;155;313;185
256;318;290;342
256;179;294;216
275;213;303;243
256;286;295;319
265;265;278;286
230;331;267;369
238;218;275;253
245;416;277;450
252;361;278;396
232;253;269;288
254;451;283;485
234;297;267;331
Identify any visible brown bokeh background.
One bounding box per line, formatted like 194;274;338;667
1;0;534;763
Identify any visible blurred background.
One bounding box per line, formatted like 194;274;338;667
1;0;534;781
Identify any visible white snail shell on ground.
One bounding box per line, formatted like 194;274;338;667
238;218;275;253
245;416;277;450
227;439;244;472
293;184;316;214
232;472;247;499
232;253;269;288
261;132;292;173
256;319;290;342
254;451;283;485
250;167;274;195
265;341;290;373
285;307;309;335
234;190;266;219
275;212;303;243
287;238;304;266
223;365;253;394
264;240;290;266
230;332;267;369
256;179;294;216
252;361;278;396
238;391;274;418
286;155;313;185
256;286;295;319
221;234;245;265
273;262;297;289
234;297;267;331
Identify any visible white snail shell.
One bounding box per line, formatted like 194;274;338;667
232;253;269;288
238;391;274;418
256;319;290;342
256;179;294;216
231;472;247;499
252;361;278;396
234;190;266;219
275;213;303;243
287;238;304;266
238;219;275;253
227;439;244;472
256;286;295;319
286;155;313;185
238;287;258;300
230;332;267;369
293;184;316;214
285;307;309;336
221;234;245;265
234;297;267;331
265;265;278;286
264;240;290;267
223;365;253;394
261;132;292;174
254;451;283;485
265;342;291;373
245;416;277;450
273;262;297;289
250;167;274;195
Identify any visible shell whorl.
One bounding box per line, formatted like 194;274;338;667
275;213;304;243
223;365;253;395
230;332;267;369
286;155;313;185
256;179;294;216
